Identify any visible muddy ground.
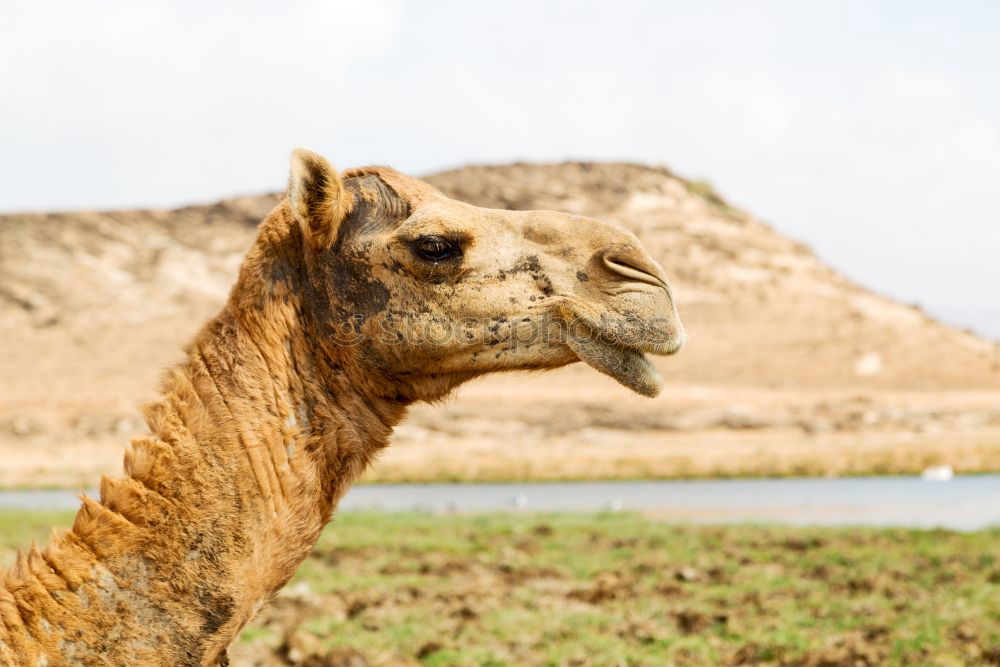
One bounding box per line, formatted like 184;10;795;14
221;513;1000;666
7;511;993;666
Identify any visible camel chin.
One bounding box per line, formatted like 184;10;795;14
566;335;664;398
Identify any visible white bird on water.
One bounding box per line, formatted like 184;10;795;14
921;464;954;481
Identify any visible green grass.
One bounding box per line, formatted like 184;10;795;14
0;510;73;562
3;510;999;665
683;179;735;214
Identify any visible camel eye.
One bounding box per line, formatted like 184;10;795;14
413;236;461;262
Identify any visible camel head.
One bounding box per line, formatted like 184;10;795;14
281;149;684;401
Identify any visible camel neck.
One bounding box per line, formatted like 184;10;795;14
1;275;407;666
111;297;406;662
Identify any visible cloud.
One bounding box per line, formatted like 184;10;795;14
0;0;401;207
1;0;399;125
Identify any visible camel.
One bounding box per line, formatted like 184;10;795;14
0;149;684;666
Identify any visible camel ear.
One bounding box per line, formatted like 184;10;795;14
288;148;353;248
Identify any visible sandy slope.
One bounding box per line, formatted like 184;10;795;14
1;162;997;487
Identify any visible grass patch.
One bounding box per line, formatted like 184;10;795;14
250;513;1000;665
2;510;998;664
683;178;735;214
0;510;73;565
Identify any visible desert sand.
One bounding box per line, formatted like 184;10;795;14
1;162;997;487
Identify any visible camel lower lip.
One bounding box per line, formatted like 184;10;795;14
565;336;664;397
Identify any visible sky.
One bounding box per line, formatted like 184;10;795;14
1;0;998;338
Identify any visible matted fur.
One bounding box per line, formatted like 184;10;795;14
0;150;682;665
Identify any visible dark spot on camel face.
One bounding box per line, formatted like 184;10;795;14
308;176;408;331
510;255;542;275
576;271;589;282
505;253;554;295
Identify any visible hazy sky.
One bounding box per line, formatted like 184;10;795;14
2;1;998;338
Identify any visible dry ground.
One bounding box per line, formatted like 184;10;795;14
3;365;998;487
3;162;998;488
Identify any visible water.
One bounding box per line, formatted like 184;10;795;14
340;476;1000;530
3;475;998;530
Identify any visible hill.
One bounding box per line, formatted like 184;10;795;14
1;162;997;486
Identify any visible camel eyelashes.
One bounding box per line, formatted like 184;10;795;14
412;235;462;263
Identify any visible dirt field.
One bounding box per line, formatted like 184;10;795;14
5;378;999;488
2;161;998;487
3;510;999;666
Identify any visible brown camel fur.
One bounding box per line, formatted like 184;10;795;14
0;150;684;665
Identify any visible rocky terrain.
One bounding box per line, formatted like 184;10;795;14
1;161;998;486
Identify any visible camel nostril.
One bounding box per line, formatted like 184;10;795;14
601;250;668;289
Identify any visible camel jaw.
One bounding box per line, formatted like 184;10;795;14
566;335;665;398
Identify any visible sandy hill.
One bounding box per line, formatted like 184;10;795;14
429;163;998;389
1;162;998;487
